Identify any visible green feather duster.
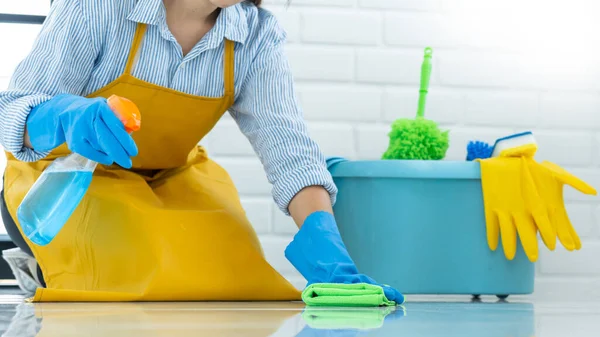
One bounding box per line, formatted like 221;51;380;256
382;47;449;160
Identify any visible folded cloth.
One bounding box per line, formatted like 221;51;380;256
2;248;43;295
302;283;397;307
301;306;399;330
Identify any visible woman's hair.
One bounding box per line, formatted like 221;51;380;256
249;0;262;6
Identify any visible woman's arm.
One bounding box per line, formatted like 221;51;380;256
0;0;97;160
23;129;32;149
229;12;337;222
288;186;333;227
231;13;404;302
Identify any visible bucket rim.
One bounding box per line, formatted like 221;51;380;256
328;160;481;180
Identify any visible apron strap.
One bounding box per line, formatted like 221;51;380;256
223;39;235;97
124;23;148;75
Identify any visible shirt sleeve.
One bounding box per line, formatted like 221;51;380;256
229;27;337;215
0;0;97;162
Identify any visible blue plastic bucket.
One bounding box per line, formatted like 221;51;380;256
329;160;535;296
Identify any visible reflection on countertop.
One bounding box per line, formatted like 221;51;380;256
0;294;598;337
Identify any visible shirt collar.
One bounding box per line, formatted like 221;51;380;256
127;0;163;26
127;0;249;45
220;4;249;45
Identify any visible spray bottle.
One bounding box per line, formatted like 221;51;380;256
17;95;141;246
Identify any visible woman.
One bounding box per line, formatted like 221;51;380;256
0;0;403;303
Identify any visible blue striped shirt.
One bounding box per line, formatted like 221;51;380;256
0;0;337;214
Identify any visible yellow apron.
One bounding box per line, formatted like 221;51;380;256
3;23;301;302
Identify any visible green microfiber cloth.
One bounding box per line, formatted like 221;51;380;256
301;306;401;330
302;283;396;307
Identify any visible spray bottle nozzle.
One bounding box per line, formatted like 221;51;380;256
106;95;141;133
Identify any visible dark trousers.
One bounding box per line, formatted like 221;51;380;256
1;186;46;286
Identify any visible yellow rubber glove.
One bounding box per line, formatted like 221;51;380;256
478;156;553;262
526;160;597;251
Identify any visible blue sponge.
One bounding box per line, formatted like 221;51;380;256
466;141;493;161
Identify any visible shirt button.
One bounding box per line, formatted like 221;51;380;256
179;63;186;69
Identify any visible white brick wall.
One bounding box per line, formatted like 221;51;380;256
268;0;600;298
1;0;599;299
301;11;381;46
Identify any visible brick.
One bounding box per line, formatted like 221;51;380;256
0;77;8;90
595;134;600;167
302;11;381;46
258;236;303;278
359;0;441;11
539;243;600;276
241;198;273;235
538;313;600;336
266;7;301;42
540;93;600;130
439;4;520;51
0;23;41;77
533;131;594;167
533;278;600;302
288;277;307;291
595;205;600;238
449;1;515;12
444;127;515;161
0;1;50;15
464;92;538;127
297;84;382;122
384;13;455;47
213;158;271;195
219;112;233;121
273;207;299;235
536;63;600;92
564;169;600;202
383;88;463;124
307;123;356;158
356;125;390;160
286;46;354;81
203;121;255;156
357;50;426;85
438;50;528;88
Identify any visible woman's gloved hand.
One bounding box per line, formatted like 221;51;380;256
284;211;404;304
26;94;138;168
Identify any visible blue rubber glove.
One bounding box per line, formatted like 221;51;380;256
27;94;138;168
285;211;405;304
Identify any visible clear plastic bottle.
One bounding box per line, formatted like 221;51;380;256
17;95;141;246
